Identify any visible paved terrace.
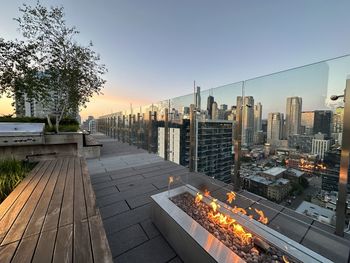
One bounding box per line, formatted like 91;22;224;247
88;134;350;263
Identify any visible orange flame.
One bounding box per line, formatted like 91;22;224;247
204;189;211;197
226;191;236;204
282;255;290;263
194;194;253;247
210;199;220;212
232;206;247;215
195;193;203;204
255;208;268;224
208;211;252;246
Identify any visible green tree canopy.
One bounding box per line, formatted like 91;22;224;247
0;2;107;132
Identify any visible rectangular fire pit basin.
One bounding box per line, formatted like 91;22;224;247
151;185;332;263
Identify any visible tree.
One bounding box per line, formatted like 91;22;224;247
0;39;44;115
0;2;107;132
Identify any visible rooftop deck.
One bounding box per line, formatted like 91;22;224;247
0;157;112;263
88;134;350;263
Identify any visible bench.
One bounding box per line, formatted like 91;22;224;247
83;134;102;159
0;157;112;263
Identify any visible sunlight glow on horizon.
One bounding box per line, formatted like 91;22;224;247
0;92;152;121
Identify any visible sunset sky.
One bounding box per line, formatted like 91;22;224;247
1;0;350;120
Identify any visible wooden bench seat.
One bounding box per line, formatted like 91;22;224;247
0;157;112;263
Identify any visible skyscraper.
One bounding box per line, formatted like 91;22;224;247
301;111;314;135
237;96;254;146
207;95;214;119
314;110;332;137
267;112;284;142
285;97;302;138
254;103;262;143
211;101;219;120
195;86;201;111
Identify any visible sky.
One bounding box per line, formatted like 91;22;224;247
1;0;350;120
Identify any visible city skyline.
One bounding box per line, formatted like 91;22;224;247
1;1;350;119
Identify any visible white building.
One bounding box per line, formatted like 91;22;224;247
157;127;180;164
311;139;330;159
296;201;335;225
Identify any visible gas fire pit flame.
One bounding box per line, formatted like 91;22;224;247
204;189;210;197
210;199;220;212
255;208;269;224
195;193;203;204
171;192;301;263
226;191;236;204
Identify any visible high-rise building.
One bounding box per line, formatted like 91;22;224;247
267;112;284;143
314;110;332;137
196;120;233;183
237;96;254;146
285;97;302;138
254;102;262;143
207;95;214;119
196;86;201;111
211;102;219;120
312;133;331;159
158;127;180;164
301;111;314;135
332;107;344;133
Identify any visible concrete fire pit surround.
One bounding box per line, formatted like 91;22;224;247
151;185;333;263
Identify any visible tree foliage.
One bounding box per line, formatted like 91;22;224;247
0;2;107;132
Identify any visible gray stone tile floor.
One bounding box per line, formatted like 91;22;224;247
87;135;350;263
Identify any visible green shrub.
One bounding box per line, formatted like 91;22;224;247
0;116;80;132
0;159;35;202
0;116;79;126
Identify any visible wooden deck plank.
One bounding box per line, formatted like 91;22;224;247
23;159;63;238
89;214;113;263
32;229;57;263
0;161;51;242
74;158;87;222
53;224;73;263
81;158;98;218
11;234;38;263
74;220;93;263
1;160;57;245
59;158;75;227
0;161;44;220
42;158;69;232
0;241;19;263
73;157;93;262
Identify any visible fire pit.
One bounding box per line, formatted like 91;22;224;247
151;185;332;263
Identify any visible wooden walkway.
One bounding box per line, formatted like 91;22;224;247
0;157;112;263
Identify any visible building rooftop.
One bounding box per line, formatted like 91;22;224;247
275;178;290;185
247;175;272;185
263;167;286;176
296;201;335;224
287;168;304;177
